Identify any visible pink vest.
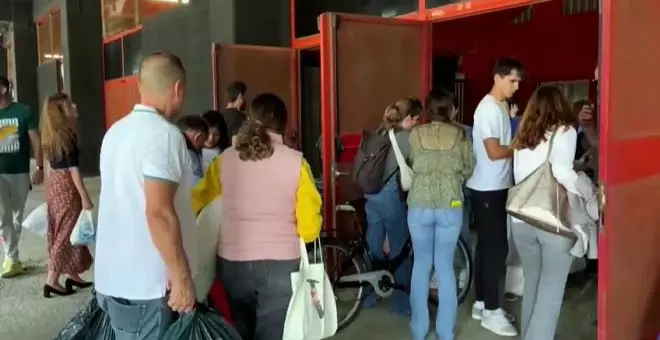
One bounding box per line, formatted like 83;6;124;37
218;134;302;261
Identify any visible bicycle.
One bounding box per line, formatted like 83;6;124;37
310;197;473;332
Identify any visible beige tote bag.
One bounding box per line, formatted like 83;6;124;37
506;130;575;239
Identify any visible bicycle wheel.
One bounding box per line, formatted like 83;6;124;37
428;236;473;305
308;237;366;332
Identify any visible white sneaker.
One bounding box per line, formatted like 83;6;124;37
481;309;518;337
471;301;484;320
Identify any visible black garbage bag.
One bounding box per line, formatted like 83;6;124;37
163;304;241;340
53;292;115;340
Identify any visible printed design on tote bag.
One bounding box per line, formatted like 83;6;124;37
0;118;20;154
307;279;325;318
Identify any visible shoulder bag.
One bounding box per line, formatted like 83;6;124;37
506;129;575;239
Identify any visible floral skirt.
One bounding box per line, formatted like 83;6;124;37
46;169;93;275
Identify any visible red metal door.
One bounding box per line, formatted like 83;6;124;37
103;76;139;129
213;44;298;147
319;13;430;235
599;1;660;339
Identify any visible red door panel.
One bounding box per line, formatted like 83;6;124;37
104;76;139;129
320;13;428;235
599;1;660;339
213;44;297;146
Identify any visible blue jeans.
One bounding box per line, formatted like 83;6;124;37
364;177;411;312
408;207;463;340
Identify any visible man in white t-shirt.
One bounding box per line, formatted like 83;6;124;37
466;57;523;337
94;52;197;340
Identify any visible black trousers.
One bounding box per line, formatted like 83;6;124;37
470;188;509;311
217;257;298;340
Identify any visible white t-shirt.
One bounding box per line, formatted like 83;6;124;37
466;95;513;191
95;105;197;300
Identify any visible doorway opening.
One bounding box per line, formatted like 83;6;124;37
429;1;599;338
431;0;598;126
299;48;323;178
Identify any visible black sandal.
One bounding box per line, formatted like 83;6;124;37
43;284;74;298
65;278;93;291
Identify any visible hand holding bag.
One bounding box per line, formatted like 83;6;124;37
506;130;575;239
388;129;413;191
70;210;96;246
282;238;338;340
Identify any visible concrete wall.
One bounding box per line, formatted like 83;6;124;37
63;0;105;175
141;0;215;116
234;0;290;47
9;1;38;114
141;0;290;116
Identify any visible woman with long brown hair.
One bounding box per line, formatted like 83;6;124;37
511;86;590;339
40;93;93;298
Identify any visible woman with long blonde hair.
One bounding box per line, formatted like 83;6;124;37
41;93;94;298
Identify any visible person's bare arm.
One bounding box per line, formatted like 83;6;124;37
583;126;599;148
483;138;513;160
27;130;43;167
28;129;45;184
144;179;192;284
70;167;93;208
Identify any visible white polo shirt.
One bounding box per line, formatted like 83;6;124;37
95;105;197;300
466;95;513;191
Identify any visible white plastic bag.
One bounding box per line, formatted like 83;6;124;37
194;196;222;301
23;203;48;237
70;210;96;246
283;238;338;340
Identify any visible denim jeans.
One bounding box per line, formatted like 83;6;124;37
97;292;175;340
364;177;411;312
408;207;463;340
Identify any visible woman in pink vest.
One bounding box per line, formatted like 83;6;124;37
194;93;322;340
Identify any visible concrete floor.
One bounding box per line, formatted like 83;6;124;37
0;177;597;339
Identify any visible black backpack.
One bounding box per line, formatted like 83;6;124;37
352;130;391;194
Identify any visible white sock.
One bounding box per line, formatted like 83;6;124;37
474;301;485;309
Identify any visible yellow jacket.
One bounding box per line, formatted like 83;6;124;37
191;156;322;243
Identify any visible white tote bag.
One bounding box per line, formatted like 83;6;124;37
283;238;338;340
194;196;223;301
23;202;48;237
70;210;96;246
388;129;413;191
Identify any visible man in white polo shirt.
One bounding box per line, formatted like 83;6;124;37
467;57;523;337
94;52;197;340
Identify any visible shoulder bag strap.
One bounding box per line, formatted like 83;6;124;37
388;129;407;169
544;128;559;163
